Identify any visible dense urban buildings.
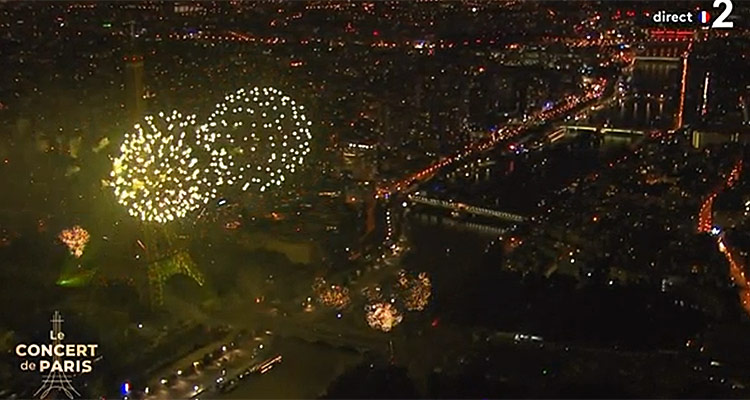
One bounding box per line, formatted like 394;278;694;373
1;1;750;398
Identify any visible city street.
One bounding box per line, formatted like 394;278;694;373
143;335;270;400
218;337;361;399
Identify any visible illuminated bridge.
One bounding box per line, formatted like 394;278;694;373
561;125;646;136
408;195;527;223
411;211;511;236
635;30;693;62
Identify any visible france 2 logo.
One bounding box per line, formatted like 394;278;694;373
701;0;734;28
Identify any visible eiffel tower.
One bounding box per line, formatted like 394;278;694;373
147;250;205;306
135;221;205;307
34;311;80;399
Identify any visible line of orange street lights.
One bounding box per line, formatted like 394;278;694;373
376;79;608;199
699;159;749;314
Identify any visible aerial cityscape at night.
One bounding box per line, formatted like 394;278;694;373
1;0;750;398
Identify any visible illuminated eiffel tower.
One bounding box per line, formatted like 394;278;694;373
129;214;205;308
34;311;80;399
147;250;205;306
142;226;204;307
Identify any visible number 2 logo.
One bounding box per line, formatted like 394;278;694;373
712;0;734;29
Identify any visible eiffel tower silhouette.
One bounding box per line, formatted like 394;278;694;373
33;311;80;399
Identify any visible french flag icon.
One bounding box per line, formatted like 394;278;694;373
699;10;711;24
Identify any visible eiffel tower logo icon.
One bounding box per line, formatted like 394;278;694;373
33;311;80;399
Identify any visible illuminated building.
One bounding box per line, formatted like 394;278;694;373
691;130;750;149
342;142;378;182
124;22;145;124
173;2;205;15
124;54;145;123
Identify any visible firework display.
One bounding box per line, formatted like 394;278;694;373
313;277;351;309
110;111;213;223
366;302;403;332
110;88;312;222
58;226;90;258
397;270;432;311
198;86;313;194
